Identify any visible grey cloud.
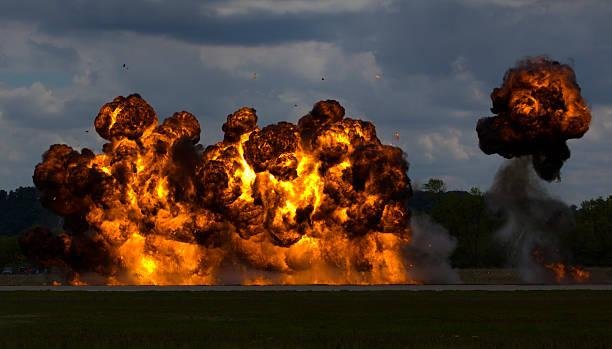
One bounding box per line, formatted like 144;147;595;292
0;0;610;204
0;0;351;45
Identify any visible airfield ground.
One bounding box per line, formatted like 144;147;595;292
2;267;612;286
1;290;611;348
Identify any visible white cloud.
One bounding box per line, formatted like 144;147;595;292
0;82;64;119
418;128;475;161
583;104;612;142
205;0;394;16
199;41;381;83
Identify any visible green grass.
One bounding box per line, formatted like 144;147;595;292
1;291;611;348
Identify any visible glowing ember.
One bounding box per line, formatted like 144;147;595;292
476;56;591;181
21;95;417;285
532;248;590;283
542;263;591;284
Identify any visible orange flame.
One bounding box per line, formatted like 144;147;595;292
477;56;591;181
29;96;417;285
532;248;590;283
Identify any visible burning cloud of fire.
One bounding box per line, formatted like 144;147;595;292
21;95;420;285
479;57;592;283
477;56;591;181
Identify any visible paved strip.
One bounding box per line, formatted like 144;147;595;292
1;285;612;291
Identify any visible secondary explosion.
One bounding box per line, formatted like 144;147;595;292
21;95;420;285
478;57;591;283
476;56;591;181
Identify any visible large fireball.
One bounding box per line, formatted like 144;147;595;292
476;56;591;181
22;95;417;285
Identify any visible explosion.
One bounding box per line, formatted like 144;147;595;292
21;94;418;285
486;158;590;283
478;56;592;284
476;56;591;181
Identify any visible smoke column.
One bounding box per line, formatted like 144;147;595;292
487;158;588;282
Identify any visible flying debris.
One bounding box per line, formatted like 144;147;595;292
23;95;420;286
476;56;591;181
394;131;400;142
375;74;382;80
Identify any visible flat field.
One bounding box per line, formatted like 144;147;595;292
2;267;612;286
1;291;611;348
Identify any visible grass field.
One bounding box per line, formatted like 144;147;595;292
1;291;611;348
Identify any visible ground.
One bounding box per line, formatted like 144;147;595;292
2;268;612;285
1;291;611;348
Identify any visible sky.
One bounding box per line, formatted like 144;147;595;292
0;0;611;204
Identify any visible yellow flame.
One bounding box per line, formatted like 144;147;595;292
156;178;168;199
237;133;257;201
141;256;157;275
108;107;122;130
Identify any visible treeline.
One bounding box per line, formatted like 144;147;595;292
410;189;506;268
570;197;612;265
0;185;611;267
410;180;612;267
0;187;62;266
0;187;62;236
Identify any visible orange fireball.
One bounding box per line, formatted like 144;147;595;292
22;95;417;285
477;56;591;181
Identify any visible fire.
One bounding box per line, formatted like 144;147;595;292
477;56;591;181
532;248;590;283
543;263;591;284
568;266;591;283
22;95;417;285
477;58;593;285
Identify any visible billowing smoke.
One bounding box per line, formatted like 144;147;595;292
21;94;455;285
487;158;588;283
476;56;591;181
477;57;591;283
405;216;460;284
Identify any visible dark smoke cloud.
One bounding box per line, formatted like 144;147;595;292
486;158;581;283
476;56;591;181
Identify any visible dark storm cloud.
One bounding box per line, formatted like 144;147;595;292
0;0;349;45
335;0;612;99
0;0;611;203
28;40;79;70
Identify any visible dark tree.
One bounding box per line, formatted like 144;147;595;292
0;187;62;236
422;178;447;193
